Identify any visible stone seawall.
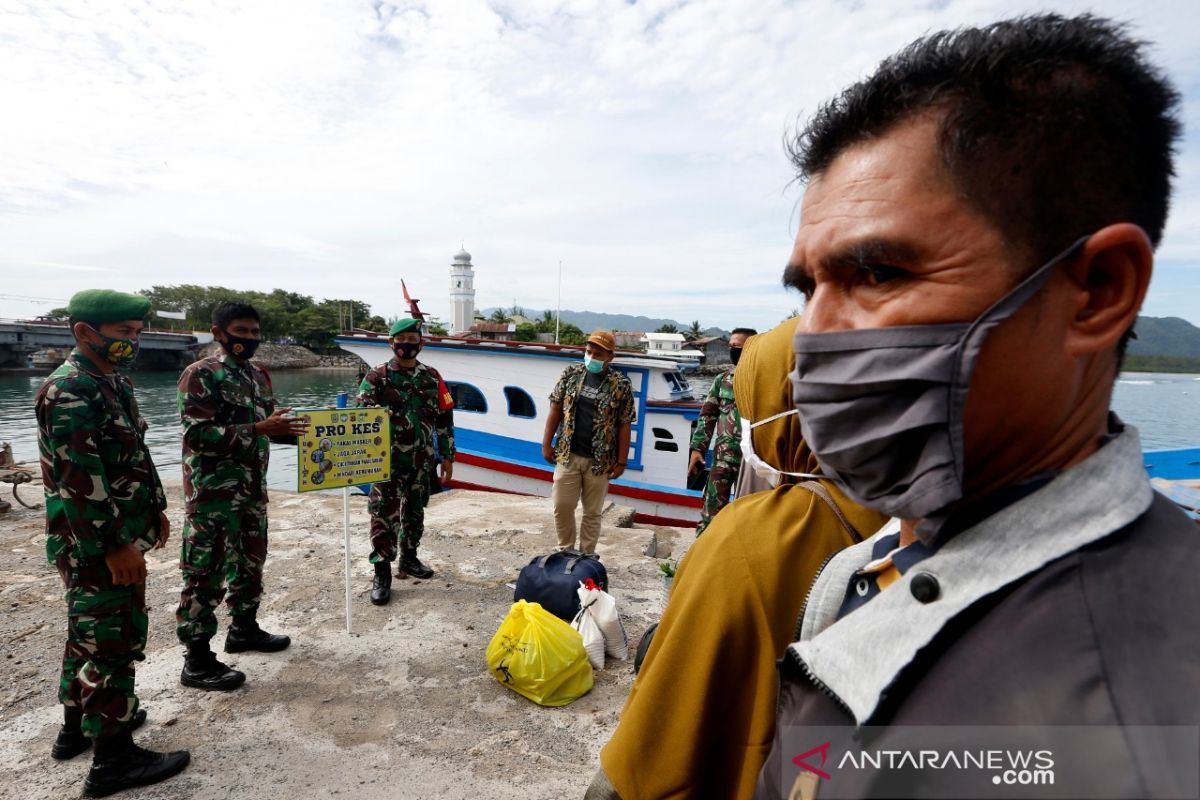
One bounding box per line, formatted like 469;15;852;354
315;351;368;369
194;343;368;370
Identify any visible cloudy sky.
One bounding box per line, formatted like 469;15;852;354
3;0;1198;332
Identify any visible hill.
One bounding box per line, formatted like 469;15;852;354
480;307;729;336
1129;316;1200;358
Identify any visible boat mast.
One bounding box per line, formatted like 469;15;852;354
555;260;562;345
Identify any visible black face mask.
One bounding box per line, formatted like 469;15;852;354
221;331;261;360
729;346;743;366
393;341;421;360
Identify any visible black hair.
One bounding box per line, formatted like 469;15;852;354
730;328;758;338
212;301;261;329
790;14;1181;267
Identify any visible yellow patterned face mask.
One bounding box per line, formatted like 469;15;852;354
84;325;140;369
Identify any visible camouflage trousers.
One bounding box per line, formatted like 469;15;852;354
55;552;148;739
368;466;432;563
176;502;268;644
695;457;741;536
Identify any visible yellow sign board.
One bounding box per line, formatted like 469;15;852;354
296;408;391;492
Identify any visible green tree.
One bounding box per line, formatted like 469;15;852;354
514;322;539;341
685;320;704;341
427;322;449;336
291;305;341;350
134;284;391;347
489;308;512;323
655;323;679;334
558;322;586;345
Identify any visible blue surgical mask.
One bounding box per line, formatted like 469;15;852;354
584;354;605;374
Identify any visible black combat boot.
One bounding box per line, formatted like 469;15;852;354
225;611;290;653
180;640;246;691
370;561;392;605
398;546;434;579
52;705;147;761
83;729;189;798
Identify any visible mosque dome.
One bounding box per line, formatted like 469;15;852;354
453;248;472;264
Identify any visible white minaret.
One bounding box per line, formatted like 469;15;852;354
449;247;475;335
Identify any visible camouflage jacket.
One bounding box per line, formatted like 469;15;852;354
35;350;167;562
549;363;636;475
178;354;277;512
356;359;455;473
690;368;741;465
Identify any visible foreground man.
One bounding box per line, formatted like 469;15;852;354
176;301;309;690
688;326;757;535
756;14;1197;799
36;289;189;796
357;317;455;605
542;330;635;554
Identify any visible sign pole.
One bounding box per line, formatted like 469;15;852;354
295;406;389;636
343;486;352;634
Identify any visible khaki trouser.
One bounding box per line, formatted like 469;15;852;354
552;453;610;554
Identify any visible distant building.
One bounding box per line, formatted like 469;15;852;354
613;331;645;350
641;332;703;364
692;335;730;365
457;321;516;341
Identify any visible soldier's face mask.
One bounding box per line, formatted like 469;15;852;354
393;340;421;360
789;236;1087;521
219;330;261;360
83;325;139;369
729;346;743;366
738;410;822;489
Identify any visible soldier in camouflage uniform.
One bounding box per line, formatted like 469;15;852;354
357;317;455;605
689;327;756;535
176;301;308;691
36;289;190;797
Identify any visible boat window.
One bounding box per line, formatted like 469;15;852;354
652;427;673;439
654;441;679;452
504;386;536;418
664;373;691;394
446;382;487;413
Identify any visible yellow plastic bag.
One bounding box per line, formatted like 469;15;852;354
486;600;594;707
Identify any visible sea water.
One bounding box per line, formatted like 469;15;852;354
1;368;1196;490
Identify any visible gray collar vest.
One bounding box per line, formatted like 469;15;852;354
790;425;1154;725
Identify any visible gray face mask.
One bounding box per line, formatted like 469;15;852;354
790;236;1088;524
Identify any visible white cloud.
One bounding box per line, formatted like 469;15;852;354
1;0;1198;331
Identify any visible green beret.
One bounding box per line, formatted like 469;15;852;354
389;317;422;336
66;290;152;324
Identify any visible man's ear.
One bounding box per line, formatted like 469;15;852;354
210;325;223;340
1061;223;1152;358
72;321;93;341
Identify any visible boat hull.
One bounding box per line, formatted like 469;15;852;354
337;333;703;527
448;450;701;527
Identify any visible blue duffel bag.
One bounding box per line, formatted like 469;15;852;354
514;549;609;622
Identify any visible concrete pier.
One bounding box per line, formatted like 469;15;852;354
0;477;692;799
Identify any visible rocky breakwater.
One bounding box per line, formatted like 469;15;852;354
194;342;320;369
